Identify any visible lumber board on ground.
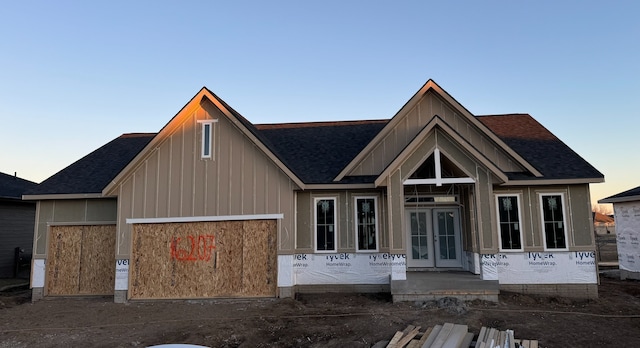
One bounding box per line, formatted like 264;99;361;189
396;326;421;348
421;325;443;348
406;339;420;348
430;322;455;348
529;340;538;348
441;324;468;348
416;327;432;348
387;331;405;348
460;332;474;348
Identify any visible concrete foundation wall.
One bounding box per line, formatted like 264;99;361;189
500;283;598;299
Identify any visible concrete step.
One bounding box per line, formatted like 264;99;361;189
391;271;499;302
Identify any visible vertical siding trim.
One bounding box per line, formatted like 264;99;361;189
241;140;245;214
143;162;148;218
566;185;575;247
293;191;298;250
253;148;257;213
204;158;208;214
528;187;535;247
180;124;185;216
228;133;233;214
192;113;197;216
168;137;173;217
32;202;41;256
155;150;160;217
216;124;220;216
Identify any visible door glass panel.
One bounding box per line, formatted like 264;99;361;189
410;212;429;260
437;211;456;260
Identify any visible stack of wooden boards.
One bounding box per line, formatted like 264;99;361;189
385;323;538;348
475;326;539;348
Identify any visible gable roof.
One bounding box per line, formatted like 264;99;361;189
477;114;604;182
0;172;37;200
102;87;306;195
24;133;154;198
598;186;640;204
28;81;604;197
335;80;544;181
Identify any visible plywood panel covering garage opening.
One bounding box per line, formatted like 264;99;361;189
129;220;277;300
46;225;116;296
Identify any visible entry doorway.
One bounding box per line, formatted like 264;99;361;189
406;208;462;268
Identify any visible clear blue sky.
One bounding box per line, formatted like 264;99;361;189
1;1;638;207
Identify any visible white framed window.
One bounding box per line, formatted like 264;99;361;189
198;119;217;159
314;197;337;252
539;193;569;250
354;196;379;252
495;194;524;251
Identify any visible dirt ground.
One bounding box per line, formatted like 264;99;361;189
0;272;638;348
0;236;635;348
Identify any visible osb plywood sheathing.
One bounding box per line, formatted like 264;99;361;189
46;225;116;296
130;220;277;300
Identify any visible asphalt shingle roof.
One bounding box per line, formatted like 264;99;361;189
25;133;154;195
600;186;640;202
477;114;603;181
29;111;602;195
256;120;387;184
0;172;37;199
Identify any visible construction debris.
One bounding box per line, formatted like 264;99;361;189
383;323;538;348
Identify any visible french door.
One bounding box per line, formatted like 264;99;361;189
406;208;462;268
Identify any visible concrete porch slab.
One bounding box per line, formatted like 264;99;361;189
391;271;499;302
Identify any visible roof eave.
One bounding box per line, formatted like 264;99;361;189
22;193;106;201
501;177;604;186
598;195;640;204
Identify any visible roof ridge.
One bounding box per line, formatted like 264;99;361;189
256;119;389;130
475;113;531;117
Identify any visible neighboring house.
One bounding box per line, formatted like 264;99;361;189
24;80;604;302
593;212;615;235
0;172;37;278
599;186;640;280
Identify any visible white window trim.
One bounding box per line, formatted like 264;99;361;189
538;192;569;251
354;196;379;252
495;193;524;252
198;119;218;159
314;197;338;253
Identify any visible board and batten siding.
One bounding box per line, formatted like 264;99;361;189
349;91;523;177
32;199;117;257
493;184;595;251
112;101;296;259
295;190;388;253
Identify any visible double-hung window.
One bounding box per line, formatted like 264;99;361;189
539;193;568;250
354;196;378;252
495;194;523;251
315;198;337;252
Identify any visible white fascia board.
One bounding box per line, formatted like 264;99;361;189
404;178;475;186
127;214;284;224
